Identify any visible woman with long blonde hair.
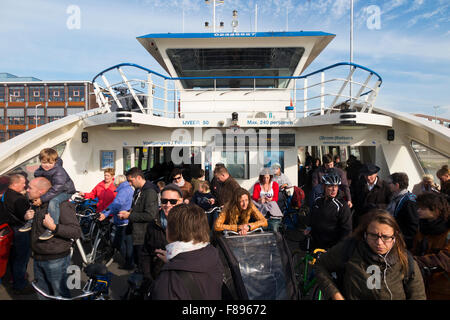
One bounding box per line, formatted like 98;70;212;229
214;188;267;235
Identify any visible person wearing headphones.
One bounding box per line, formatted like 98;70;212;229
304;172;352;250
314;209;426;300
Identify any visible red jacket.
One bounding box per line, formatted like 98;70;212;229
252;181;279;203
84;180;117;212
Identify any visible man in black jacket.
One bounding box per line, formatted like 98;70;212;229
386;172;419;250
26;177;81;299
1;174;32;294
305;172;352;250
352;163;393;228
118;167;159;269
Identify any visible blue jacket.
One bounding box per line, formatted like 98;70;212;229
102;181;134;226
34;157;76;203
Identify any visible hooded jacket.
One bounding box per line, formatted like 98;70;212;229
31;201;81;261
314;239;426;300
101;181;134;226
150;244;224;300
34;158;76;203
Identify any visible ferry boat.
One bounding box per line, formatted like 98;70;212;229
0;30;449;192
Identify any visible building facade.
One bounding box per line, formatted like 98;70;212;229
0;73;98;142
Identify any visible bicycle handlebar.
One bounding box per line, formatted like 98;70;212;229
31;281;95;300
223;227;264;236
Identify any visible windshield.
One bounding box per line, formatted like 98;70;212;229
167;47;305;89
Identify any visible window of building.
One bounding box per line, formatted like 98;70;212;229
0;131;6;142
48;86;65;102
68;85;85;102
27;116;46;125
411;140;450;182
6;141;67;178
7;108;25;125
0;87;5;102
220;151;249;179
29;86;45;102
8;86;25;102
0;108;4;124
8;130;25;138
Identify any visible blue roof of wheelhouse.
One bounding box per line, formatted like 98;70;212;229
137;31;335;39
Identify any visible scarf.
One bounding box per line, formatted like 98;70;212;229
165;240;209;261
174;178;185;187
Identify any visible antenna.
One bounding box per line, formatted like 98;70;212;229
350;0;354;103
255;4;258;32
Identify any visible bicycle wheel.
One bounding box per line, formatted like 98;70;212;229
92;224;115;266
291;249;306;286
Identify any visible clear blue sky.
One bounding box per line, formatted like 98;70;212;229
1;0;449;118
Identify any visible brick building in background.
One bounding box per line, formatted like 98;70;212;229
0;73;98;142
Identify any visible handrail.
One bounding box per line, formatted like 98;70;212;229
92;62;382;86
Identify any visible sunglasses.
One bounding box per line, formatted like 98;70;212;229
161;198;179;205
173;176;182;181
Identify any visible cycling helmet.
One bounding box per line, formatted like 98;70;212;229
321;172;341;185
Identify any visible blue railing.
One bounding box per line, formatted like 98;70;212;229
92;62;382;85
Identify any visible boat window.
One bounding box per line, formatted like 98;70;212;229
411;140;450;181
220;151;249;179
5;141;68;179
263;151;285;172
167;47;305;89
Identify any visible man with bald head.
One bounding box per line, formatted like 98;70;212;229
26;177;81;299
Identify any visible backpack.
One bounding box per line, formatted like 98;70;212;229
290;186;305;209
336;238;416;298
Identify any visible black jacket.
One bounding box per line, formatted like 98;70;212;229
1;188;30;227
31;201;81;261
150;244;224;300
353;177;392;219
128;181;159;245
140;211;168;282
308;196;352;250
391;192;419;250
34;158;76;203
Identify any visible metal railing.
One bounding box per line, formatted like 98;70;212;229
92;62;382;119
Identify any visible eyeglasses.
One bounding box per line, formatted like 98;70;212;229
173;176;182;181
161;198;179;205
365;232;395;243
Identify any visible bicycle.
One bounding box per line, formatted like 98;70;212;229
291;234;326;300
70;194;98;242
72;213;116;268
32;263;112;300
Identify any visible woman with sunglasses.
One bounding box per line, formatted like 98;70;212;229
140;184;184;290
171;168;193;204
314;209;426;300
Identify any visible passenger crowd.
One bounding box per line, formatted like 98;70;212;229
0;147;449;301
